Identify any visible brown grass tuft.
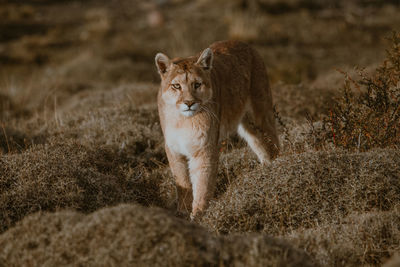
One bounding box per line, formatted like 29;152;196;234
0;204;315;267
201;149;400;236
272;83;336;121
0;138;173;234
289;208;400;266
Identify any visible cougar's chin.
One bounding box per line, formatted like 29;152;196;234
181;109;198;117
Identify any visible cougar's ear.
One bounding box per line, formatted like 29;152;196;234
196;48;213;70
155;53;170;75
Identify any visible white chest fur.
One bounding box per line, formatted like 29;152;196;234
165;125;206;157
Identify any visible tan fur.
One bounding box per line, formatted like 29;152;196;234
155;40;279;218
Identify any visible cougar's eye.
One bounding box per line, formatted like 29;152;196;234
171;83;181;90
194;82;201;89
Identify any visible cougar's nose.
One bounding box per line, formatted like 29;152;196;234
184;100;196;108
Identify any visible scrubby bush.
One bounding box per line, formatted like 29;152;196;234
326;32;400;151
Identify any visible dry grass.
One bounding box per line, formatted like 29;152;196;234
201;149;400;234
0;204;315;267
200;148;400;265
289;208;400;266
0;138;171;233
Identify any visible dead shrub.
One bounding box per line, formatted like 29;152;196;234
0;204;315;267
324;31;400;151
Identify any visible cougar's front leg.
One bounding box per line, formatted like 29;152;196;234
165;146;192;214
188;146;219;218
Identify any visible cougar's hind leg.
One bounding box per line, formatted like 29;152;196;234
238;113;271;164
245;52;279;162
242;99;279;162
250;101;280;162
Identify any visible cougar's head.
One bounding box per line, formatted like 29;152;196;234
155;48;213;117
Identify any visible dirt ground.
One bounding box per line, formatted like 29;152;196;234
0;0;399;266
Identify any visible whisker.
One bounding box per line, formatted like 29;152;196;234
201;105;219;123
206;100;219;105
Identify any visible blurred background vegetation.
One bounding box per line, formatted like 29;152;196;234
1;0;400;84
1;0;399;127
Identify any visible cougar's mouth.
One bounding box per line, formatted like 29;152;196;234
180;102;200;117
182;110;197;117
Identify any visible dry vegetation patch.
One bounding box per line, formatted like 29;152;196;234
52;106;162;156
201;149;400;235
202;149;400;265
272;83;336;120
0;204;315;267
323;32;400;151
289;208;400;266
0;138;173;234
